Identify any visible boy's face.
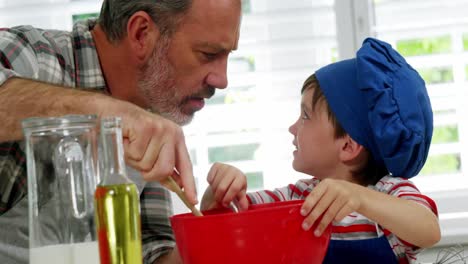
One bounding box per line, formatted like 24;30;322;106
288;88;342;179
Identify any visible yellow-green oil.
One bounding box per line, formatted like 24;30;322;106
95;183;142;264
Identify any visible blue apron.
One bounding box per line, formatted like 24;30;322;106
322;235;400;264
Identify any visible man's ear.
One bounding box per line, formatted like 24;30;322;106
126;11;160;64
339;135;366;163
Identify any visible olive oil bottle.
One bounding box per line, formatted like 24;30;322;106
95;117;142;264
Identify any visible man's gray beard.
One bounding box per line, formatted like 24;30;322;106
137;39;193;126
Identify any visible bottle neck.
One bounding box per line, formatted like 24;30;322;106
100;117;130;185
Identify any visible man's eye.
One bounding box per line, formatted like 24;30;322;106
203;52;217;60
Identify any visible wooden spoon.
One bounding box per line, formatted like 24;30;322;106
164;171;203;217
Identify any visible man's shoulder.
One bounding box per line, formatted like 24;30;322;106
1;25;68;39
1;24;37;34
0;24;73;52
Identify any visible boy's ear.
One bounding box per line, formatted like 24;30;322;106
339;135;366;162
126;11;160;64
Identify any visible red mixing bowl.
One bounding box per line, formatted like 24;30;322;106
170;200;331;264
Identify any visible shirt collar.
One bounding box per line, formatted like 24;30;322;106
71;19;106;91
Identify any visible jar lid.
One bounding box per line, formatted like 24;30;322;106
21;115;97;133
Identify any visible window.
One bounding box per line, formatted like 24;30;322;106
186;1;468;248
184;0;338;195
371;0;468;186
72;12;99;23
337;0;468;247
0;0;102;30
186;0;468;248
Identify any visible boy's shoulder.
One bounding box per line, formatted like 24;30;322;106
371;175;420;195
301;177;321;188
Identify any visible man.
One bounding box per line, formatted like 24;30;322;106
0;0;242;263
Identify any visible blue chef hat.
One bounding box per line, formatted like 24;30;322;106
314;38;433;178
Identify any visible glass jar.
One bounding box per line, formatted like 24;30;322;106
22;115;100;264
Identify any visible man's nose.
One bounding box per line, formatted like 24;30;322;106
205;58;228;89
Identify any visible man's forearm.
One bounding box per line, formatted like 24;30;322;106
152;251;171;264
152;249;182;264
0;78;107;142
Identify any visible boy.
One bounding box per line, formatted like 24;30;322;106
201;38;440;263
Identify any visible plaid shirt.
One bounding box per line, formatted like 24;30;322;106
0;20;174;263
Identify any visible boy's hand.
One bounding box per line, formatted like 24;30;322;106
200;186;218;211
201;162;249;211
300;178;363;236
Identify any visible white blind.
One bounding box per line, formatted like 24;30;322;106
0;0;100;30
372;0;468;191
369;0;468;247
184;0;338;198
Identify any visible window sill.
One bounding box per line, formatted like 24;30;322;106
430;188;468;246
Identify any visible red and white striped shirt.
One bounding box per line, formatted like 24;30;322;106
246;175;438;263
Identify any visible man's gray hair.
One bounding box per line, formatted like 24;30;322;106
98;0;192;43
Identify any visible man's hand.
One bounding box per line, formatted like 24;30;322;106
102;98;197;204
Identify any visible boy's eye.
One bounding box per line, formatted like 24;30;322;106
301;110;310;120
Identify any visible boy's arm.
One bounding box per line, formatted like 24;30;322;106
357;185;440;248
301;179;440;249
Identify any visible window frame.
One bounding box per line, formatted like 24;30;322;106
335;0;468;247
